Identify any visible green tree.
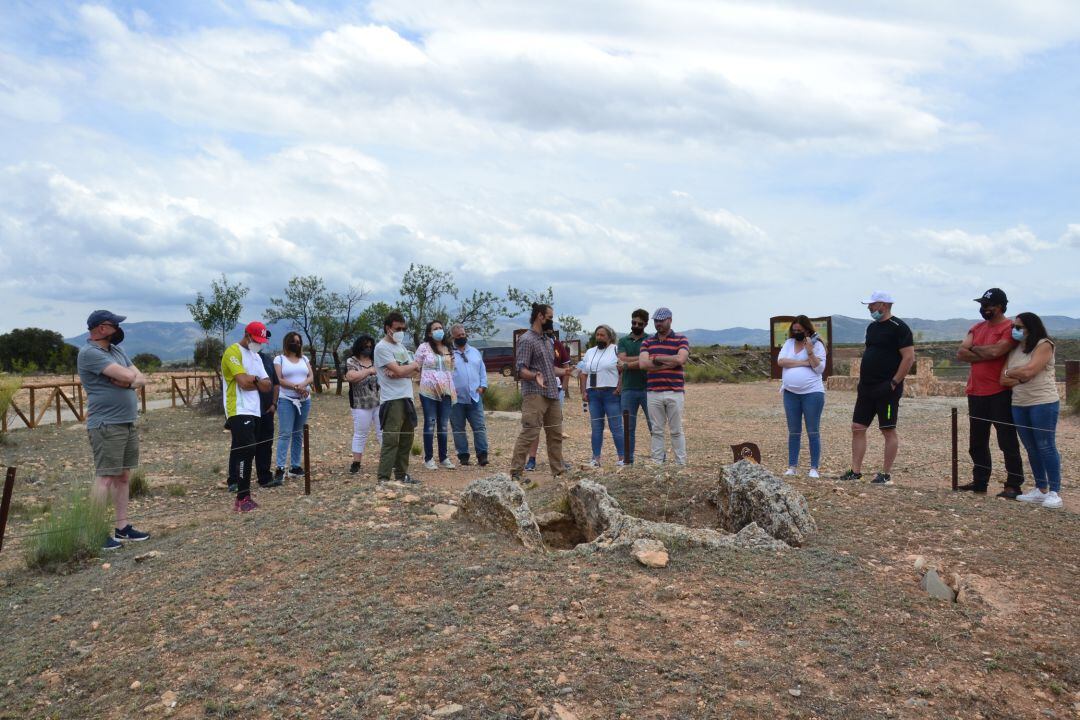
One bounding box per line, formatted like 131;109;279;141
131;353;162;372
398;264;455;346
194;338;224;371
505;285;554;318
558;314;583;341
0;328;78;373
187;274;249;347
264;275;328;372
354;301;396;339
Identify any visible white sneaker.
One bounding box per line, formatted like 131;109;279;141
1016;487;1047;504
440;458;455;469
424;459;438;470
616;460;625;467
1042;491;1063;509
808;469;820;479
590;458;601;468
784;467;797;476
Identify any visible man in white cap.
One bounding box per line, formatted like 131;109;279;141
841;292;915;485
221;321;273;512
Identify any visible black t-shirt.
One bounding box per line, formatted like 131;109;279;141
258;352;280;412
859;317;913;386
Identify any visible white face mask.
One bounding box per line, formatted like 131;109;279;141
392;331;405;344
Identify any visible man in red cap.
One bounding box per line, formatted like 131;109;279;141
221;321;273;512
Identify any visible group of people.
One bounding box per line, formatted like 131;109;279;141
777;288;1063;508
74;286;1066;545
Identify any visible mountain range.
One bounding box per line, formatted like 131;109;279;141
64;314;1080;362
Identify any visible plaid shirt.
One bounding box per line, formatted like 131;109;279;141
516;330;560;399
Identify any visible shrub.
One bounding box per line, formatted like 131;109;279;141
0;374;22;433
194;338;225;371
411;442;422;456
685;363;733;384
25;487;112;569
132;353;162;372
166;483;187;497
482;384;523;411
128;469;150;498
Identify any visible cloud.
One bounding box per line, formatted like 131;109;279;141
246;0;321;28
1060;224;1080;247
881;262;978;289
918;225;1053;265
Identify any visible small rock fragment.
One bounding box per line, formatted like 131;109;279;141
431;503;458;520
788;688;802;697
921;568;957;602
134;550;160;563
431;703;464;717
631;538;669;568
551;702;580;720
130;680;142;690
402;494;421;504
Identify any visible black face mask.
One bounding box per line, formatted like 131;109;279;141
979;306;994;320
596;341;608;349
454;337;468;347
359;346;373;358
110;326;125;345
287;340;302;352
541;319;554;333
792;331;806;342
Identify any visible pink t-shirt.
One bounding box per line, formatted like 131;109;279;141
966;319;1016;397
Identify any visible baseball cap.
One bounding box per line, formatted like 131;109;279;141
86;310;127;329
245;321;271;344
653;307;673;322
860;291;895;305
974;288;1007;305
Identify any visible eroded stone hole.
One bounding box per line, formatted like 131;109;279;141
535;511;587;550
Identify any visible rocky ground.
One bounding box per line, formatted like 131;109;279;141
0;381;1077;719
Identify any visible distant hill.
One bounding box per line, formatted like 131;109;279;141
65;314;1080;360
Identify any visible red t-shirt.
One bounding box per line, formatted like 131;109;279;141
965;319;1016;396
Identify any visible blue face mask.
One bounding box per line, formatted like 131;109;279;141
870;310;884;321
1011;328;1024;342
432;329;445;342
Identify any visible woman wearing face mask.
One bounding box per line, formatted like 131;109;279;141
577;324;625;467
273;331;315;481
777;315;826;478
344;334;382;474
414;320;457;470
1001;313;1063;509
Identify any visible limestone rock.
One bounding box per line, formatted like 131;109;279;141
431;703;464;716
459;475;544;551
431;503;458;521
567;479;624;541
551;703;580;720
921;568;957;602
715;460;816;547
631;539;669;568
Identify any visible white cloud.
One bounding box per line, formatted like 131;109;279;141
881;262;978;289
1060;224;1080;247
245;0;321;28
918;225;1054;265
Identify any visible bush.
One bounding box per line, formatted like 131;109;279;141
0;328;78;373
482;384;523;411
685;363;734;384
0;375;22;433
25;487;112;569
411;441;422;456
128;469;150;498
194;338;225;371
132;353;162;372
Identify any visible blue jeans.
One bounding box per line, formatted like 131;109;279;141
782;390;824;468
450;400;489;459
420;394;453;462
588;387;624;460
276;396;311;469
620;388;651;464
1011;402;1061;492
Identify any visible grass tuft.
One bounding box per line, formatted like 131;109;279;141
482;384;523;411
128;469;150;498
24;486;112;570
0;374;22;434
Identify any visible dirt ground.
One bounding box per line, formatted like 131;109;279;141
0;381;1077;719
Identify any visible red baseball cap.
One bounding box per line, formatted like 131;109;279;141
245;321;271;344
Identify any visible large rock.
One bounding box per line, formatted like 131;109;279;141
458;475;544;552
715;460;816;547
567;479;625;540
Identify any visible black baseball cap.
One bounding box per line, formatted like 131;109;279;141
86;310;127;329
973;288;1007;306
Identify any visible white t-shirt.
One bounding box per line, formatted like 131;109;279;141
274;354;312;399
374;339;415;403
779;337;826;394
580;344;620;389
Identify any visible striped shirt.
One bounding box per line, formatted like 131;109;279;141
641;332;690;393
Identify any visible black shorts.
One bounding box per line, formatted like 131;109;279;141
853;381;903;429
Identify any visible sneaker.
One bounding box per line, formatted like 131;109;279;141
524;457;537;472
1016;487;1047;504
398;474;420;485
264;474;284;488
784;467;797;477
996;487;1022;500
424;459;438;470
1042;491;1063;509
616;459;625;467
288;466;304;477
103;536;123;551
441;458;455;470
115;525;150;542
477;454;489;467
227;482;238;494
957;482;988;494
234;496;259;513
274;467;286;483
838;470;862;482
564;462;573;472
349;461;362;474
870;472;893;485
808;469;820;479
590;458;601;468
458;455;471;466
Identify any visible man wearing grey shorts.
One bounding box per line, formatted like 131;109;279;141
77;310;152;551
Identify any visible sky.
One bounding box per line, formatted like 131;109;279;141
1;0;1079;338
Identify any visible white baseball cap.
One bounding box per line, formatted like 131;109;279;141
860;291;895;305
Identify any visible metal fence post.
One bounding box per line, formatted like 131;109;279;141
0;467;16;555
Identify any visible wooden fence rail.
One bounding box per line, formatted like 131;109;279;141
169;374;222;408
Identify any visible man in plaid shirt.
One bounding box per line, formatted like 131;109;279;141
510;303;571;489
